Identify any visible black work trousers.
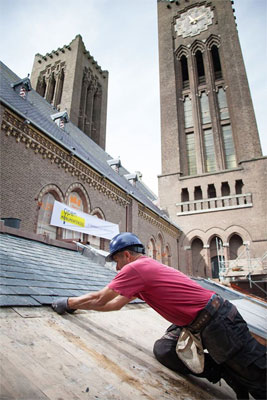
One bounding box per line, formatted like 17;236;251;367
153;300;266;400
201;299;266;400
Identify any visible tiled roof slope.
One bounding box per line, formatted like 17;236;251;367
0;61;180;230
0;233;117;307
1;232;265;342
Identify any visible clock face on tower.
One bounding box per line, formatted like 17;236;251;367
175;6;214;38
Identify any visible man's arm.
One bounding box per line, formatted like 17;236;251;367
52;286;135;314
69;289;134;312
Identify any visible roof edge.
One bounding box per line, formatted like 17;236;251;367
0;221;77;251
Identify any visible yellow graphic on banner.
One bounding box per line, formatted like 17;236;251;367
60;209;85;228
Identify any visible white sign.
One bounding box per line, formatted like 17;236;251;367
50;200;119;240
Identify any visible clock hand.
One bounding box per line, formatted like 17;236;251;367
188;15;196;24
194;13;205;22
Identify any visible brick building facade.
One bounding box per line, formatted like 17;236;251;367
157;0;267;277
0;53;180;267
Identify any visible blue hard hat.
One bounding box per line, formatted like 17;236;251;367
106;232;145;262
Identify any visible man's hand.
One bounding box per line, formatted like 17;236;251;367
52;298;75;315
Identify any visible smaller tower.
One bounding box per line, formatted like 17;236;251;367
30;35;108;150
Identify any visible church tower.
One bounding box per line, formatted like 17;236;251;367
30;35;108;150
157;0;267;278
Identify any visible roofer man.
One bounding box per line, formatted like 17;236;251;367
52;232;266;400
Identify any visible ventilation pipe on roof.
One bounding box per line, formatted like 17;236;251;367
51;110;69;130
124;173;139;186
107;158;121;173
135;171;142;180
11;76;32;99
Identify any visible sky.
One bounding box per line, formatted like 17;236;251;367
0;0;266;195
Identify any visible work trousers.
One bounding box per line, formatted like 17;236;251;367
201;299;266;400
153;299;266;400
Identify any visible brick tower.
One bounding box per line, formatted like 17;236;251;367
157;0;267;278
30;35;108;150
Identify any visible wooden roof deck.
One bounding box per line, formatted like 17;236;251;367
0;305;236;400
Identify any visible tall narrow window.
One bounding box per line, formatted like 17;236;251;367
235;179;244;194
181;55;189;89
181;188;189;202
200;92;211;124
147;238;156;260
211;45;222;80
55;69;64;108
208;184;216;198
204;129;216;172
221;182;230;196
88;213;102;250
37;192;57;239
194;186;202;200
46;73;56;104
36;75;46;98
222;125;237;169
186;133;197;175
181;188;189;212
184;96;193;128
217;88;229;120
196;51;205;84
64;192;84;240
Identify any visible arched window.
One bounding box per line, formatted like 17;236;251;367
163;245;171;267
210;236;224;279
147;238;156;260
235;179;244;195
191;238;205;277
64;191;84;240
157;234;164;263
46;73;56;104
36;75;46;98
194;186;203;210
211;45;223;80
221;182;230;197
37;192;57;239
181;188;189;212
195;51;205;84
181;55;189;89
229;234;243;260
55;69;65;108
181;188;189;202
88;211;105;250
194;186;202;200
207;184;216;199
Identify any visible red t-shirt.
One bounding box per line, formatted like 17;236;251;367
108;256;215;326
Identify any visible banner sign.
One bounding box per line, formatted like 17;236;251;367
50;200;119;240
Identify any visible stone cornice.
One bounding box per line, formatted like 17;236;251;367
138;205;181;238
1;108;130;207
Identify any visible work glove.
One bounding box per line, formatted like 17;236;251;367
51;298;75;315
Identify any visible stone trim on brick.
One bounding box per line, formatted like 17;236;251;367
138;205;180;239
1;108;130;208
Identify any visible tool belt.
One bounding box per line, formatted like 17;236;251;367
187;294;222;333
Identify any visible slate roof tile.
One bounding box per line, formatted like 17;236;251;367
0;233;117;306
0;295;41;307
